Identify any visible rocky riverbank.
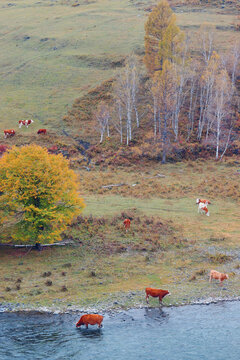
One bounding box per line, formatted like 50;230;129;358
1;293;240;314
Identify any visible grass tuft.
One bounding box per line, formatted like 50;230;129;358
207;253;233;264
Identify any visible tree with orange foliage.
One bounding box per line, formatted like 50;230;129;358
144;0;183;74
0;145;85;244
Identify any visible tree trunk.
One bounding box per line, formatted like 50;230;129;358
162;113;168;164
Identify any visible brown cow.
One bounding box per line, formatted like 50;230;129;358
76;314;104;329
123;218;131;232
145;288;170;304
209;270;228;285
4;129;15;138
37;129;47;135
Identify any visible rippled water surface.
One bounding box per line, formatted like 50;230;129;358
0;301;240;360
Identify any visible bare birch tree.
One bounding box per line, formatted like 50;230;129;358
172;41;190;140
187;61;199;141
210;69;232;159
150;75;161;140
111;95;124;144
199;24;215;65
94;102;110;143
128;54;141;128
198;51;222;140
155;60;177;163
114;55;141;145
227;41;240;93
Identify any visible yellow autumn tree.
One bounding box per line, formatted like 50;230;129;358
144;0;183;74
0;145;85;244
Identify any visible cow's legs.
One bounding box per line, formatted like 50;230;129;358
209;275;212;282
146;294;149;304
85;324;88;329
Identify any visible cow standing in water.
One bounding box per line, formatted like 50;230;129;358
123;218;131;232
19;119;34;128
196;198;211;216
145;288;170;304
76;314;104;329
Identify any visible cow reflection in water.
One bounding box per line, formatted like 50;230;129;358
77;328;103;339
144;307;170;325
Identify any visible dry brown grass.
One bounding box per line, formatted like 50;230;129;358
78;159;240;201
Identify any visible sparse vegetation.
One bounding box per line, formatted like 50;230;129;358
207;253;233;264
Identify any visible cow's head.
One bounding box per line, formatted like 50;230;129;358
76;320;84;328
196;198;200;204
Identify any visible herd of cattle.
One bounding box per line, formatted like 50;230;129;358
3;119;47;138
76;268;229;328
2;123;225;328
77;200;227;330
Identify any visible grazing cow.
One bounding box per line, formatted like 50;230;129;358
198;203;209;216
145;288;170;304
123;218;131;232
196;198;211;216
4;129;15;138
209;270;228;285
37;129;47;135
76;314;104;329
19;119;34;128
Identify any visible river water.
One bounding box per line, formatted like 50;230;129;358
0;301;239;360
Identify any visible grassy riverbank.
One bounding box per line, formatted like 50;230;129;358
0;160;239;311
1;244;240;312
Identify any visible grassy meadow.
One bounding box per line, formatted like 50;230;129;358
0;0;238;134
1;159;239;310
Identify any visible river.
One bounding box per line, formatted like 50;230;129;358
0;301;239;360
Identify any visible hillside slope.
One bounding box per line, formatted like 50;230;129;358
0;0;238;137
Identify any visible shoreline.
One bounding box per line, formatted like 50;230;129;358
1;295;240;315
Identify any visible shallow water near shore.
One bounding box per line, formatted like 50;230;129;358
0;301;240;360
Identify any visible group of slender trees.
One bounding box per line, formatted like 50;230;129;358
95;0;239;162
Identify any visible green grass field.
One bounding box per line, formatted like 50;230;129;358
0;0;238;134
